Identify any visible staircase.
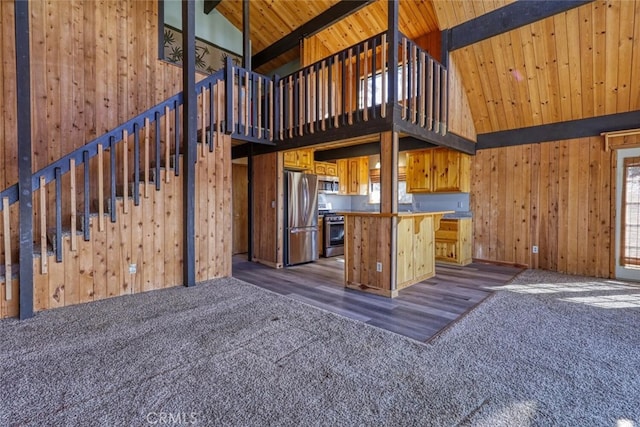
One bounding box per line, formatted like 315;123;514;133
0;32;450;319
0;65;245;318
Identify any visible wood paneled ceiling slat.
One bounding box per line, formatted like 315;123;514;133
450;1;640;134
215;0;338;57
309;0;440;60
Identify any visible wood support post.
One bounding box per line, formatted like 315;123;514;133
15;0;34;319
243;0;251;70
380;131;399;292
387;0;399;121
182;0;196;287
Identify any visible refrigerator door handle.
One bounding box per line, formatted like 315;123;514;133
302;176;309;225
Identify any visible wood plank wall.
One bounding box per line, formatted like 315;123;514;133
2;140;232;318
1;0;187;225
471;137;613;278
232;163;249;254
0;1;233;318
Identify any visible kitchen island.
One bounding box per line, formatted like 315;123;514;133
341;211;452;297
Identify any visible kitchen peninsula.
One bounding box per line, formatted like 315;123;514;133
342;211;452;297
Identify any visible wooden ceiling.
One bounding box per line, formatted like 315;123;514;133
443;0;640;134
217;0;640;134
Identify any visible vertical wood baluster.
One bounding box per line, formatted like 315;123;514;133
3;197;11;300
411;43;417;124
258;78;263;139
441;68;448;135
355;46;360;123
322;60;327;130
371;39;376;120
83;151;90;241
327;56;333;129
341;51;347;125
133;124;140;206
420;51;426;127
298;71;304;136
245;71;250;136
402;38;407;120
174;100;180;175
201;88;206;157
209;82;215;151
70;159;77;251
54;167;62;263
288;76;294;138
122;130;129;214
363;42;369;122
434;63;441;134
154;112;161;190
279;80;284;140
348;48;353;125
110;136;117;222
144;118;150;197
381;34;387;118
427;58;433;130
334;54;339;128
164;107;170;183
40;176;47;274
269;80;274;142
98;144;105;231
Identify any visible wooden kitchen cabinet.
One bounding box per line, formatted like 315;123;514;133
406;148;470;193
337;157;369;195
315;161;338;176
283;148;314;171
435;218;472;265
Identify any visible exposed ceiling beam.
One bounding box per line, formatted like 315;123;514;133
448;0;593;51
313;138;438;161
204;0;222;15
477;110;640;149
252;0;374;69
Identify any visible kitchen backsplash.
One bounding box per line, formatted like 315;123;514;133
323;193;470;214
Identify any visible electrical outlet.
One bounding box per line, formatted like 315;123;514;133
129;264;137;274
376;262;383;272
532;246;539;254
457;201;463;208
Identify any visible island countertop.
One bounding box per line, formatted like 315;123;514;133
342;211;454;298
339;211;454;218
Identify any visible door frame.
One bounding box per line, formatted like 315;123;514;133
614;147;640;281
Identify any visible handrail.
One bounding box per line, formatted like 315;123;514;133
0;31;449;212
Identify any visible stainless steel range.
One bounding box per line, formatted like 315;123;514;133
323;214;344;257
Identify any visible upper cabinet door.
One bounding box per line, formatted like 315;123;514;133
406;150;433;193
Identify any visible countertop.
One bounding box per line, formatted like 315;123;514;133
339;211;454;218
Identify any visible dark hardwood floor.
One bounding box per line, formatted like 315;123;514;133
232;255;523;342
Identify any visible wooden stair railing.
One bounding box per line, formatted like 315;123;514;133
0;60;280;307
275;30;448;141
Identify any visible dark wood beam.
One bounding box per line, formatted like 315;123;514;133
477;110;640;149
312;137;437;161
182;0;196;287
252;0;373;69
204;0;222;15
449;0;593;51
395;116;476;155
15;0;34;320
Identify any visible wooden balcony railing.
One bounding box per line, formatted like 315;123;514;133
276;30;448;140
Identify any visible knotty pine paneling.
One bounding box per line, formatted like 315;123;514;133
232;163;249;254
2;138;232;318
449;1;640;134
471;137;613;278
252;152;284;268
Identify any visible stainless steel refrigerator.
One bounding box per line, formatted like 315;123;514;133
285;171;319;265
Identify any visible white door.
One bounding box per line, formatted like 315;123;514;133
615;148;640;281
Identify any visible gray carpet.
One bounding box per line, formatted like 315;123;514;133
0;270;639;426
